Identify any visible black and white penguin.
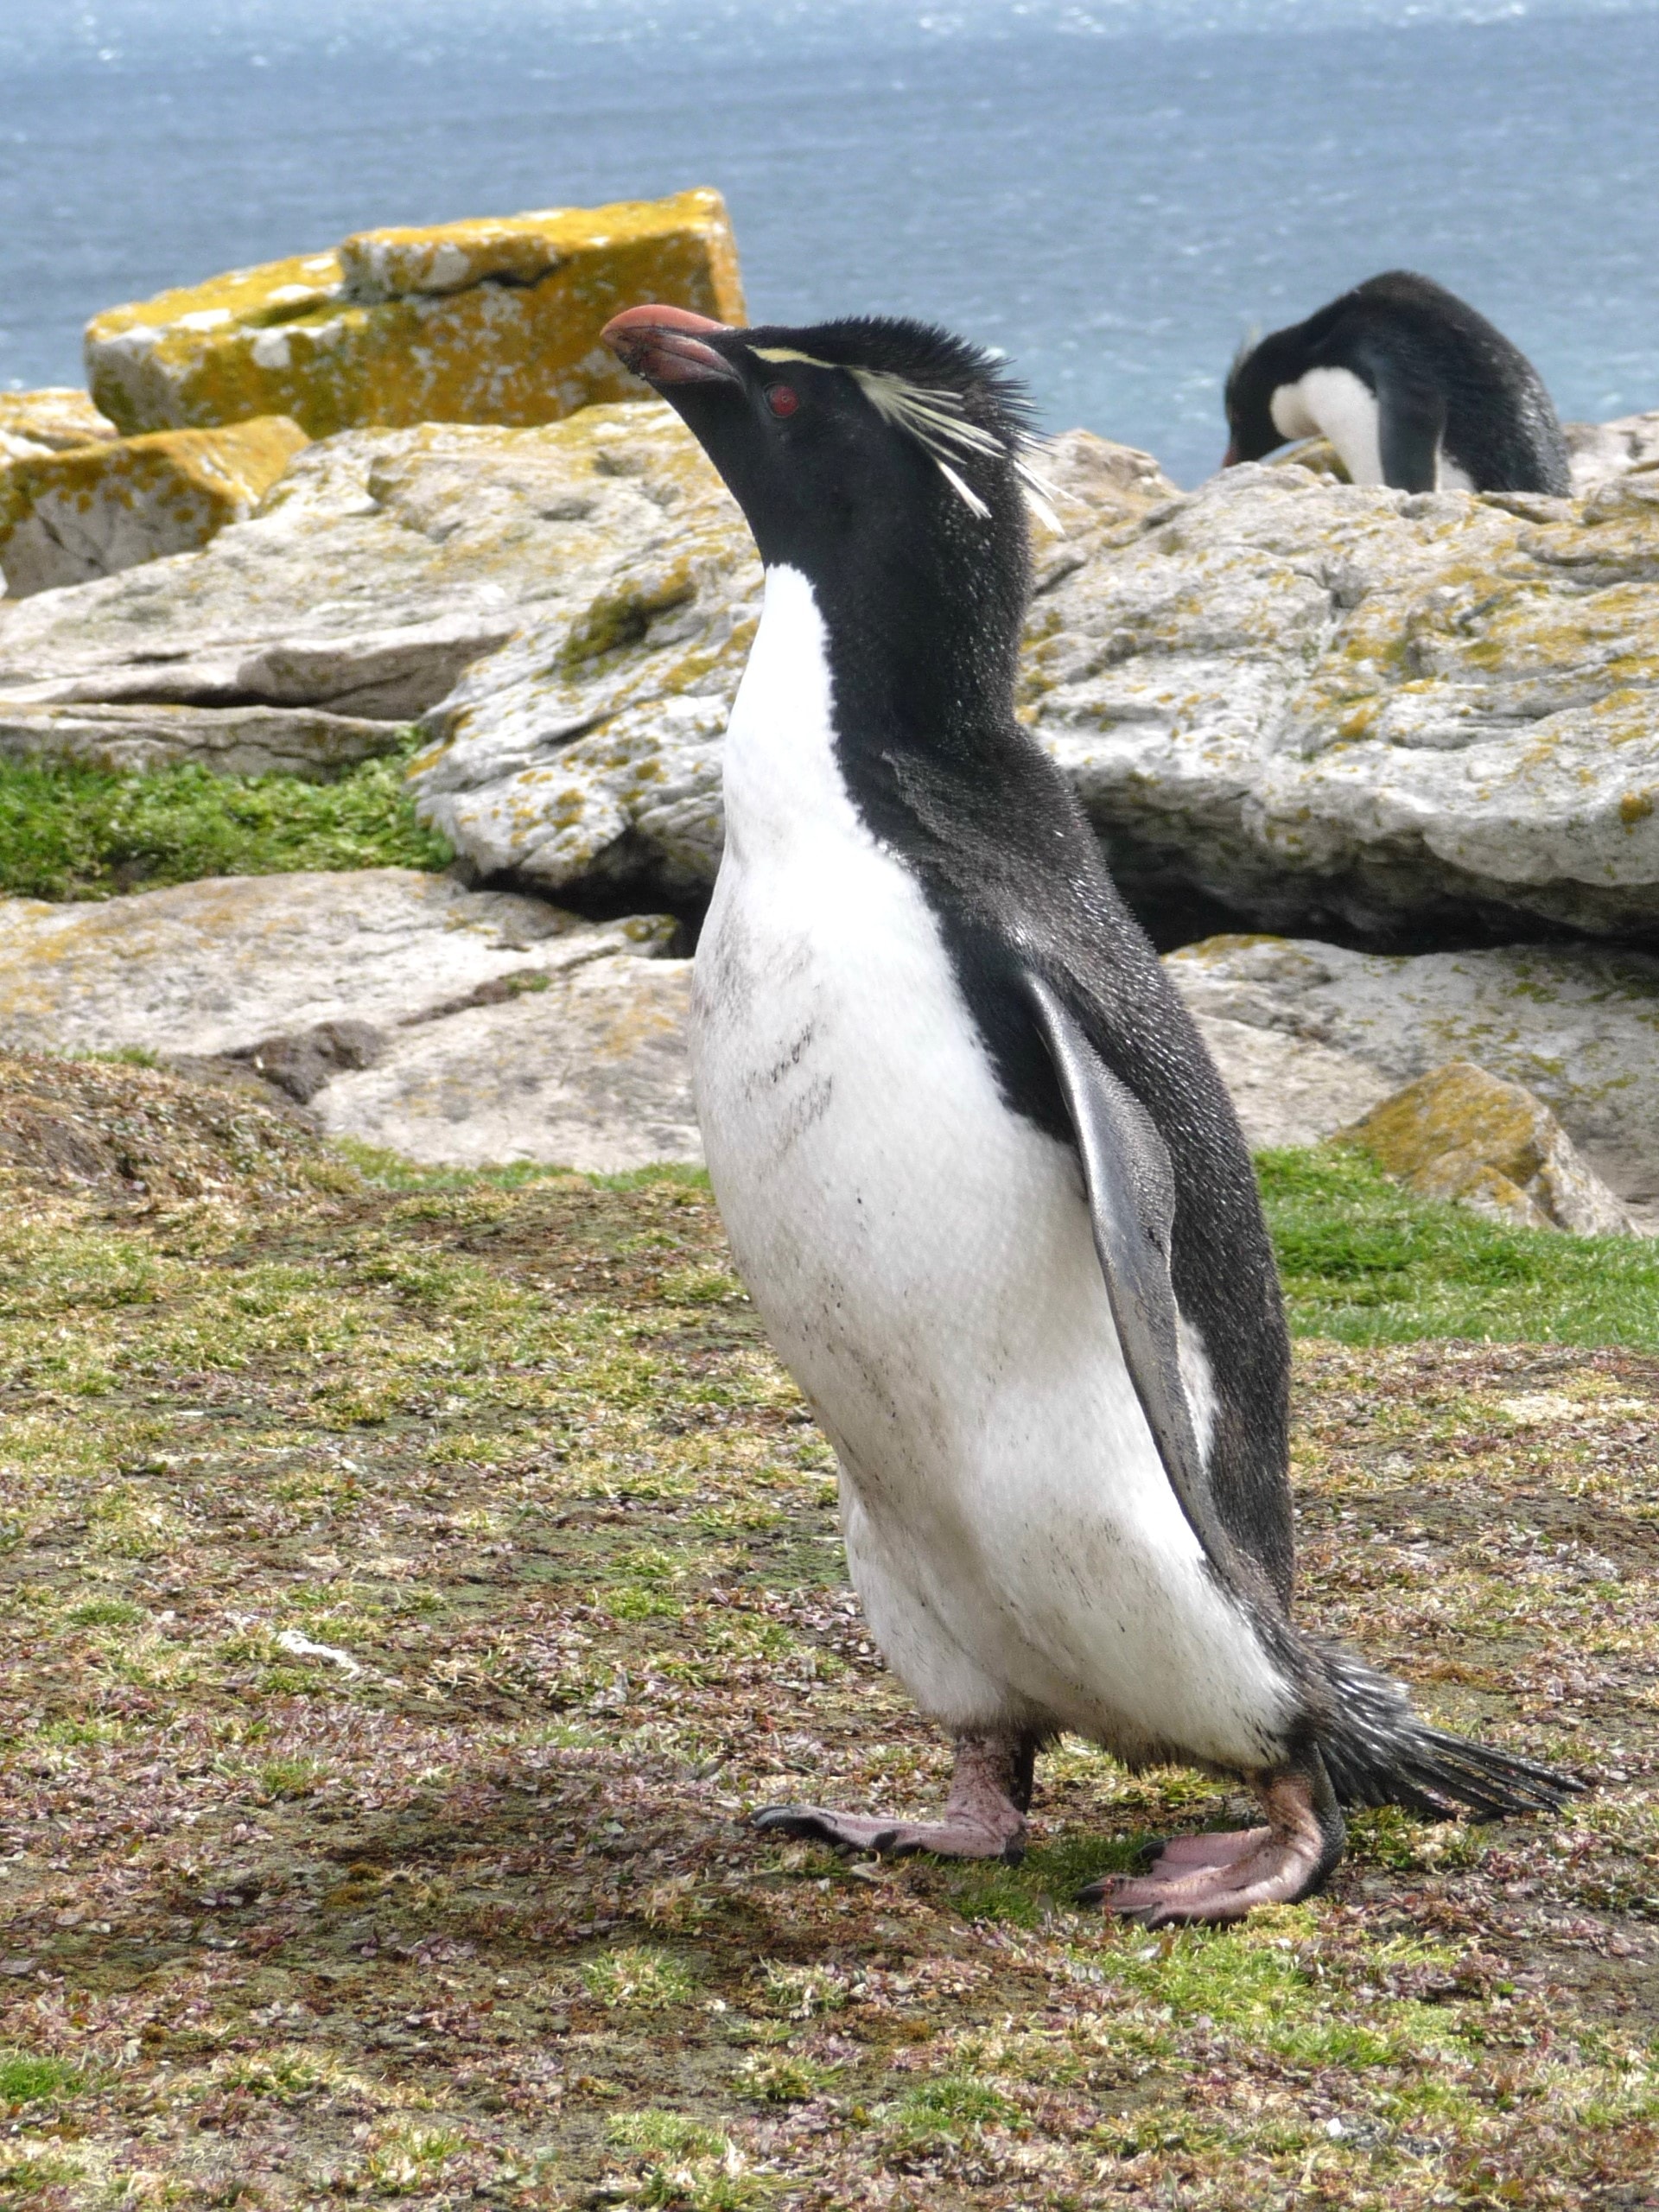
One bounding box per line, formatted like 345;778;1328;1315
1224;270;1572;494
603;302;1578;1923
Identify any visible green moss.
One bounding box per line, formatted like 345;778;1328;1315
0;737;451;901
1258;1143;1659;1348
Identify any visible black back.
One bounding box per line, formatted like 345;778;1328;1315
1224;270;1570;494
627;313;1296;1602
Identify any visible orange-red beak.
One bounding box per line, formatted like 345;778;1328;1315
1222;442;1241;468
602;303;741;386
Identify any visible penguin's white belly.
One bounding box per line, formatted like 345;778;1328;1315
690;566;1293;1772
1272;365;1473;491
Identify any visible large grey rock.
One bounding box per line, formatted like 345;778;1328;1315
0;868;698;1173
1166;933;1659;1230
0;406;739;775
1027;460;1659;944
1184;1014;1391;1152
1564;409;1659;494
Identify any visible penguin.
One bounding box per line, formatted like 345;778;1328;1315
601;302;1579;1923
1224;270;1572;495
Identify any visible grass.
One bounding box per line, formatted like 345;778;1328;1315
1259;1143;1659;1351
0;739;451;901
1;1058;1657;2206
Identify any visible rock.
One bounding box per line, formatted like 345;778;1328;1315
0;868;697;1173
1339;1060;1633;1235
409;426;1174;898
316;957;699;1171
0;702;404;779
0;417;309;598
1025;460;1659;944
0;389;119;464
1564;410;1659;494
0;407;737;779
86;188;746;439
1185;1014;1390;1151
1166;933;1659;1230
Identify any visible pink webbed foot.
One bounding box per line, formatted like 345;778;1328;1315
1082;1771;1345;1927
753;1732;1035;1865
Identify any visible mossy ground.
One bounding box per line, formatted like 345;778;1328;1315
0;745;450;903
1;1067;1656;2209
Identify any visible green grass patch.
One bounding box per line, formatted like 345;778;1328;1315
0;740;450;901
1258;1144;1659;1350
0;2051;83;2106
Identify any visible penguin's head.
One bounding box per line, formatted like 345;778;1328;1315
602;306;1050;616
1222;330;1292;468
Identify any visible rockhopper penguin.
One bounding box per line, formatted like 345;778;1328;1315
602;302;1579;1923
1224;270;1571;495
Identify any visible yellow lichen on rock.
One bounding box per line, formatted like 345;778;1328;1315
85;188;747;439
0;389;119;464
1339;1059;1633;1236
0;416;309;598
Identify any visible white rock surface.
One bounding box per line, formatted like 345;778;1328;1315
1166;933;1659;1229
1564;409;1659;494
1185;1014;1391;1151
0;869;699;1173
317;955;699;1171
0;408;737;772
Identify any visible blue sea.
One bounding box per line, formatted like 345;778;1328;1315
2;0;1656;486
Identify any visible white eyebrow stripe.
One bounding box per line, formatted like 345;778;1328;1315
751;346;836;367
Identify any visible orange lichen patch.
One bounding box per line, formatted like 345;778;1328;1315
0;386;118;462
0;416;309;596
85;189;747;439
1340;1060;1631;1236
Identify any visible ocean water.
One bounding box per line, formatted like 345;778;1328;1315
2;0;1656;485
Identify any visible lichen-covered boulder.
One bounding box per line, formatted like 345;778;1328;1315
0;408;732;778
1165;933;1659;1230
0;389;118;464
1339;1060;1632;1235
0;416;308;598
86;188;746;439
1026;459;1659;943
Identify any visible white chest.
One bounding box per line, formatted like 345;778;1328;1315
1271;364;1472;491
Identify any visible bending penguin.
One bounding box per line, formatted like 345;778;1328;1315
1224;270;1571;494
603;302;1578;1924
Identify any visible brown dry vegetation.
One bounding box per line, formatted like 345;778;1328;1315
2;1054;1656;2210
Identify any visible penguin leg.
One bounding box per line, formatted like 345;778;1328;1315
1082;1759;1346;1926
752;1730;1037;1863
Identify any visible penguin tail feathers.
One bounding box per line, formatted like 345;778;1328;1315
1311;1646;1584;1821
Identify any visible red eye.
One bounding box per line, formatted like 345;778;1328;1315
766;385;799;418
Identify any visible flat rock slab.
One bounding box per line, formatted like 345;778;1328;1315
0;868;696;1173
0;405;742;777
317;956;698;1172
1166;933;1659;1229
1185;1014;1391;1153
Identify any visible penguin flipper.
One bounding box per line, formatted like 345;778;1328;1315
1024;971;1239;1582
1373;367;1446;493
